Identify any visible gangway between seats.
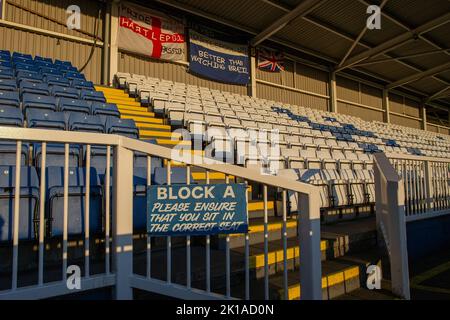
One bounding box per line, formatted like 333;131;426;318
0;126;322;300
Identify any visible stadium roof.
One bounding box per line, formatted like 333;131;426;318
153;0;450;109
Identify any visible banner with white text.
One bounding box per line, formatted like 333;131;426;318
189;30;250;85
147;184;248;236
118;2;186;62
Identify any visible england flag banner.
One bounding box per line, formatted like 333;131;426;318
258;48;285;72
189;30;250;85
147;184;248;236
118;2;186;62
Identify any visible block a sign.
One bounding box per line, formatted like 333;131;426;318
147;184;248;236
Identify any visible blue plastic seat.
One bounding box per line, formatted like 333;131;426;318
58;98;90;115
0;67;14;80
105;117;139;139
15;63;40;74
46;167;102;236
41;67;64;78
152;167;193;185
0;79;17;92
12;52;32;60
0;166;39;241
0;105;23;127
34;56;53;63
0;60;13;69
68;114;104;133
0;142;29;166
26;110;66;130
45;75;70;87
51;85;79;99
22;93;57;112
54;59;72;67
35;61;54;70
0;91;20;108
20;81;50;96
58;65;78;73
0;50;10;57
34;143;80;168
65;72;86;81
72;79;94;90
80;90;106;103
16;71;43;84
91;102;120;118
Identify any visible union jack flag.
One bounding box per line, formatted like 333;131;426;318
257;49;284;72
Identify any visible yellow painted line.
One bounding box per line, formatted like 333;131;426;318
103;93;130;98
117;105;149;112
94;86;126;94
119;109;155;117
226;219;296;238
121;115;163;124
248;201;274;211
284;266;360;300
191;172;229;180
250;241;328;269
140;130;181;138
155;139;191;146
137;123;172;130
108;99;141;107
411;261;450;286
410;284;450;295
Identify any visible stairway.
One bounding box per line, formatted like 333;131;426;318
98;85;392;300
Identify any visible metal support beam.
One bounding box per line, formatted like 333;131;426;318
102;1;111;86
109;0;119;85
329;71;337;113
112;144;134;300
248;49;257;97
336;12;450;71
250;0;325;46
1;0;6;19
353;49;450;67
383;89;390;123
386;62;450;90
421;103;427;131
338;0;389;67
426;86;450;103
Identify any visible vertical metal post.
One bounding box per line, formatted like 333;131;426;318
206;170;211;292
146;156;152;279
225;175;231;298
263;185;269;300
186;165;191;289
84;145;91;277
166;162;172;284
62;143;69;281
112;145;134;300
298;191;322;300
102;1;111;85
12;141;22;290
329;71;337;113
282;190;288;300
109;0;119;84
248;48;257;97
38;142;46;285
105;146;111;274
383;89;390;124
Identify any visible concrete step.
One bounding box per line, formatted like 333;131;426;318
107;98;141;107
140;130;180;139
137;123;172;131
119;109;156;117
122;115;164;124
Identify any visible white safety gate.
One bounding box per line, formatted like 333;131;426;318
0;127;322;300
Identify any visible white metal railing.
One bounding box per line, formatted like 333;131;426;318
0;126;322;300
385;152;450;222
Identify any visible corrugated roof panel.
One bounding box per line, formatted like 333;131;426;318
175;0;285;31
384;0;450;28
358;61;418;82
408;78;447;95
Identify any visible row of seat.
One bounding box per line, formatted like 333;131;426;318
0;164;193;242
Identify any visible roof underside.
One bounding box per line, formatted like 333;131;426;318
152;0;450;109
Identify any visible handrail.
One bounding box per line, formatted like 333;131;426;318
0;126;318;195
385;151;450;163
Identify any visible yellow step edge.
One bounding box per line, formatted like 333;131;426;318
227;219;296;237
140;130;181;138
250;240;328;269
137;123;172;130
155;139;191;146
284;266;360;300
191;172;234;180
108;99;141;107
248;201;274;211
120;110;156;117
94;86;126;93
117;105;150;112
122;115;163;124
